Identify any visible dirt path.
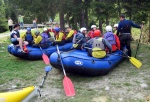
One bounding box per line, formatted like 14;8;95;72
0;30;27;38
0;33;10;38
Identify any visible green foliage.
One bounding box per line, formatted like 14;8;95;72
0;0;8;33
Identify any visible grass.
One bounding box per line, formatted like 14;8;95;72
0;32;150;102
0;30;10;34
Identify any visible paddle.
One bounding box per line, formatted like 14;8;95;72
119;50;142;68
39;66;52;88
84;47;142;68
56;45;75;97
40;47;50;65
135;28;142;58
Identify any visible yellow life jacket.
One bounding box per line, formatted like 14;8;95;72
91;38;106;58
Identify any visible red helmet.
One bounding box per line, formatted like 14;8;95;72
93;30;101;37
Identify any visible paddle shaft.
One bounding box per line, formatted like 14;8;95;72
56;45;66;76
40;72;49;88
135;29;142;58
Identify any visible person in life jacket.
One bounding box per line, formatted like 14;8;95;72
84;30;112;58
53;27;66;46
32;29;50;48
42;27;51;38
73;27;87;50
87;25;98;39
113;24;118;34
117;14;142;57
65;27;77;43
10;24;28;53
21;27;36;45
103;26;120;52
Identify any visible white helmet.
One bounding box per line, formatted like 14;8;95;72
43;27;48;31
114;24;118;28
105;26;112;32
91;25;96;29
80;27;87;32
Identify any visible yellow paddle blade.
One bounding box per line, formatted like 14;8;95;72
73;44;78;48
129;57;142;68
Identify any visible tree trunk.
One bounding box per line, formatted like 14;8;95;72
80;9;85;27
59;11;65;31
148;14;150;42
118;0;121;16
66;14;70;27
99;20;103;35
106;16;109;25
85;8;88;28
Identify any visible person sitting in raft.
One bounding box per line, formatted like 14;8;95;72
53;27;66;46
42;27;51;38
84;30;112;58
10;24;28;53
87;25;97;39
32;29;50;48
73;27;87;50
113;24;118;34
65;27;77;43
103;26;120;52
21;27;36;45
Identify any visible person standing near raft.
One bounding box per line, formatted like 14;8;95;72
117;14;143;57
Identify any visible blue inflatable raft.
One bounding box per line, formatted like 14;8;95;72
7;43;72;60
50;50;125;76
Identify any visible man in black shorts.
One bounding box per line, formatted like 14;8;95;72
10;24;28;53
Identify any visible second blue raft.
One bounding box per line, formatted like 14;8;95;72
50;49;125;76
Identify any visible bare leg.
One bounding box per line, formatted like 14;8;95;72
17;38;24;51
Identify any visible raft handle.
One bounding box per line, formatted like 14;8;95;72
92;60;95;64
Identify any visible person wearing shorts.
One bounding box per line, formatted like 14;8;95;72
10;24;28;53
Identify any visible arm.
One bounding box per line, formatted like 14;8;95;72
31;32;36;40
66;30;74;39
130;20;141;28
102;39;112;53
84;39;93;48
115;35;120;50
13;34;18;38
34;36;42;44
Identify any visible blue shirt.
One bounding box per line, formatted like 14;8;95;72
117;19;141;35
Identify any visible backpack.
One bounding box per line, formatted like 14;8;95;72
40;33;49;44
90;38;106;58
104;32;116;45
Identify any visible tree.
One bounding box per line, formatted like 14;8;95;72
0;0;8;33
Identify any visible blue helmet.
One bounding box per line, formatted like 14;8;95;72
54;27;60;32
27;27;31;31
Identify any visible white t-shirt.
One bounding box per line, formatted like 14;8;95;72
8;19;13;26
